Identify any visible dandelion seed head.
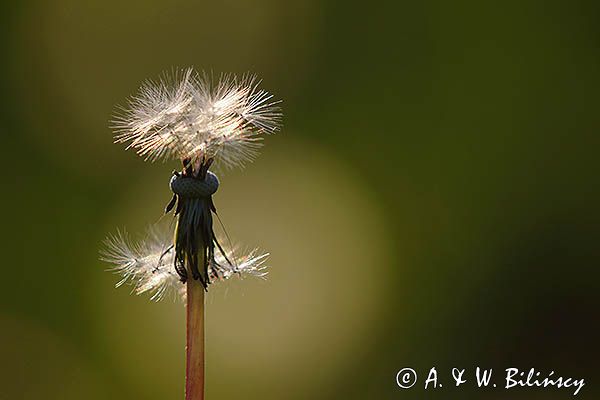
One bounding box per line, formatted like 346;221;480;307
112;68;282;168
100;227;269;301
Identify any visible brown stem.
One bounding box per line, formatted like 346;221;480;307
186;277;205;400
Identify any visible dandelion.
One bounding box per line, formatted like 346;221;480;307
102;68;281;400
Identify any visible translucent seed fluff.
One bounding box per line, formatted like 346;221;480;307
112;68;282;168
101;228;269;301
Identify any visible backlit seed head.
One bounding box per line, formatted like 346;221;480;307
112;68;282;168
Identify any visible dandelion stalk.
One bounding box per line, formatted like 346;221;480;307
186;273;205;400
101;68;280;399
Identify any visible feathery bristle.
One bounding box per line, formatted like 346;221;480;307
112;68;282;168
100;227;269;301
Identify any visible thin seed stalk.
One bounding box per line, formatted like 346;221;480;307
186;274;205;400
182;158;206;400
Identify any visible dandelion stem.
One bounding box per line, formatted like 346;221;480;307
186;276;205;400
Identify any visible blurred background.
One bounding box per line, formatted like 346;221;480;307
1;1;599;399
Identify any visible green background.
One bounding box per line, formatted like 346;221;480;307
1;1;598;399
